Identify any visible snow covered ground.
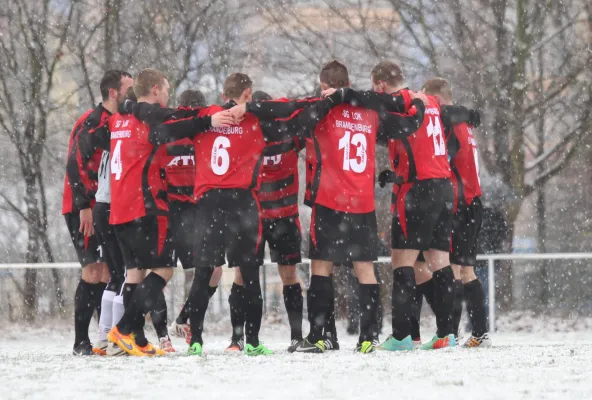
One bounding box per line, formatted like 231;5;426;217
1;321;591;400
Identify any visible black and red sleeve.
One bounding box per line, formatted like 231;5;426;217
148;115;213;145
376;99;425;141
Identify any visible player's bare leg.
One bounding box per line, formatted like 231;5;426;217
461;266;490;347
278;265;304;352
378;249;419;351
353;261;380;353
420;249;457;349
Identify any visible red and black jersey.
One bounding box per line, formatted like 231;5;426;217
62;105;110;214
257;138;303;219
90;101;212;224
164;139;196;203
447;122;482;210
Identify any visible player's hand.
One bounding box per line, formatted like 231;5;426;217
321;88;337;98
211;110;235;127
228;104;247;124
410;91;429;105
378;170;395;188
469;109;481;128
79;208;94;237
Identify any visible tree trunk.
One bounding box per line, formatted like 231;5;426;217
23;172;40;322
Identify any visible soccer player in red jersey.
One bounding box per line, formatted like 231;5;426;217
367;62;479;351
182;73;345;356
62;70;133;356
87;69;234;356
422;78;489;347
240;61;426;353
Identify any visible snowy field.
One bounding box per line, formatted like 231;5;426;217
1;322;591;400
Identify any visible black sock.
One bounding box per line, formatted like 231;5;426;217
464;279;487;337
122;283;137;309
307;275;332;343
240;265;263;347
117;282;146;343
432;266;456;338
391;267;416;341
359;284;379;343
151;290;168;339
283;283;303;341
325;275;337;341
228;283;245;341
452;280;464;337
74;279;97;346
94;282;106;320
208;286;218;299
188;268;214;345
410;285;423;341
418;279;436;315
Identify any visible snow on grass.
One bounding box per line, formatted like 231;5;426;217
0;321;590;400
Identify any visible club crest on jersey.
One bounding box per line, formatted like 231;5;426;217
114;120;130;128
167;155;195;167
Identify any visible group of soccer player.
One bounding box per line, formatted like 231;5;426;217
63;58;489;357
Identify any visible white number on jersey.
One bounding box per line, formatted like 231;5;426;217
427;116;446;156
211;136;231;175
111;140;123;180
338;130;367;173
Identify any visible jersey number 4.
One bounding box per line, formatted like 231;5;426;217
111;140;123;180
338;130;367;173
211;136;230;175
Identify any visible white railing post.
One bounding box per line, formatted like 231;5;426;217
488;257;496;332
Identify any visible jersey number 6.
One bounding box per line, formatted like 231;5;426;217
211;136;230;175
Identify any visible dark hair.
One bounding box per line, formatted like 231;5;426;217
252;91;272;102
100;70;132;101
371;61;404;87
223;73;253;99
319;60;349;89
422;77;453;102
178;89;206;107
125;87;137;102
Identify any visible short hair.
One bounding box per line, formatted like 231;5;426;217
371;61;404;87
422;77;453;102
252;91;272;102
133;68;167;98
125;87;137;102
319;60;349;88
100;70;132;100
223;73;253;100
178;89;206;107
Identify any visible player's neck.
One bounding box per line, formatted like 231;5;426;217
228;97;246;105
386;85;405;94
137;96;159;105
102;99;118;115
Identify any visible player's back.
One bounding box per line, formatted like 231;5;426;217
310;103;379;213
393;95;450;182
193;105;266;199
449;122;481;206
108;110;167;224
165;138;195;203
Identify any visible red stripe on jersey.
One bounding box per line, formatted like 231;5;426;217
157;216;168;255
257;144;299;219
449;122;482;206
397;183;414;239
253;191;263;253
84;234;90;251
310;206;317;247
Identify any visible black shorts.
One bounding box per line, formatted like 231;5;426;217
114;215;175;270
170;201;197;270
309;204;378;262
64;211;101;267
93;202;125;282
256;216;302;265
392;179;453;252
451;197;483;266
194;189;262;268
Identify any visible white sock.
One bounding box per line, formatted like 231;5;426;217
112;295;125;328
98;290;115;341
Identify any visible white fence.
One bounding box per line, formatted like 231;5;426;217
2;253;592;330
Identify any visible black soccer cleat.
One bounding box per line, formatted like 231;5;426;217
287;338;304;353
72;340;94;356
294;338;325;353
323;337;340;351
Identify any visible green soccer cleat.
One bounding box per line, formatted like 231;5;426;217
245;343;273;356
187;343;203;356
377;335;414;352
420;334;457;350
355;341;375;354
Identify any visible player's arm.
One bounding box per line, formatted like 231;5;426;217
441;106;481;128
344;90;409;113
242;98;315;121
446;126;461;158
377;99;426;141
148;111;234;145
260;90;346;142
